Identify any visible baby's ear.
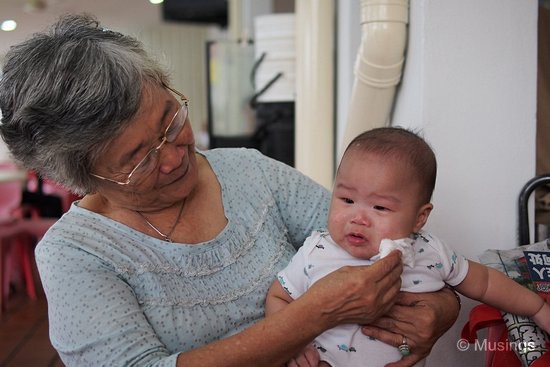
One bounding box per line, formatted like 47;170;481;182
414;203;433;232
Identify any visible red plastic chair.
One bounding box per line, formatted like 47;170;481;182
41;178;80;213
0;163;57;313
462;304;550;367
26;171;80;214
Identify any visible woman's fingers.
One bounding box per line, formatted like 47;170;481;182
363;302;434;358
302;250;404;327
361;322;427;367
361;251;403;315
345;251;403;313
361;288;460;366
383;354;424;367
367;304;419;338
286;345;320;367
302;345;320;366
372;252;403;304
369;250;403;283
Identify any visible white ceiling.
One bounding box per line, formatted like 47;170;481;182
0;0;164;56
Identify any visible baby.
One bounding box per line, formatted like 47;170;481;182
266;127;550;367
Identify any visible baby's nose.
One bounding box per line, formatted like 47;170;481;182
351;210;370;226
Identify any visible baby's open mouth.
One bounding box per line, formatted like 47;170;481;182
346;232;367;245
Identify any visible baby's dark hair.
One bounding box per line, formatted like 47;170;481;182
342;127;437;204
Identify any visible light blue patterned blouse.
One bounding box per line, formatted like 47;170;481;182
35;148;330;367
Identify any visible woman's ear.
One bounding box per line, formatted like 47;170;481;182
413;203;433;232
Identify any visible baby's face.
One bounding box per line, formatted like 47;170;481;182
328;151;432;259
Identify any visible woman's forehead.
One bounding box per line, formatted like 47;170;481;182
96;86;173;167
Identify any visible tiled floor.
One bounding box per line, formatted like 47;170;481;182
0;290;63;366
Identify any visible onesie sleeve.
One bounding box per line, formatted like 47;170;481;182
276;233;319;299
426;234;469;287
35;240;179;367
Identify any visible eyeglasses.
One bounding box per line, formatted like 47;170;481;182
91;86;189;186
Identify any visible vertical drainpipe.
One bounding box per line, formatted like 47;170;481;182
340;0;409;158
295;0;335;189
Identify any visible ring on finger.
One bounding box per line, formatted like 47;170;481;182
398;335;411;357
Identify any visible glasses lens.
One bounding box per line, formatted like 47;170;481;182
166;104;188;143
125;97;188;185
128;149;160;185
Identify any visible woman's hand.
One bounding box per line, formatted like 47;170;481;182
361;287;460;367
285;344;320;367
302;250;403;329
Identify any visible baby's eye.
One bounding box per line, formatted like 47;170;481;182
373;205;388;211
341;197;354;204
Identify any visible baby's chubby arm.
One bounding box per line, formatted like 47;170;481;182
266;279;295;316
532;301;550;332
266;281;321;367
456;260;550;333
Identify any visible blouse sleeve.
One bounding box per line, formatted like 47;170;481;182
35;240;179;367
252;150;331;250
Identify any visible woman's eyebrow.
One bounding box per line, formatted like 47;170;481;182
117;100;174;167
119;142;147;167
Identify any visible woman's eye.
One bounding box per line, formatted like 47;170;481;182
373;205;388;211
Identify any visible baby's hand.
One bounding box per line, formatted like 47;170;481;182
532;301;550;334
285;344;321;367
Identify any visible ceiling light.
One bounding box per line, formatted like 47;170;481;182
1;20;17;32
149;0;164;4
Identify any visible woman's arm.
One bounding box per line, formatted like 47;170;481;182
38;231;403;367
177;252;404;367
36;241;180;366
361;287;460;367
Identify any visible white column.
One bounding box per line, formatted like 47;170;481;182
295;0;335;189
228;0;243;41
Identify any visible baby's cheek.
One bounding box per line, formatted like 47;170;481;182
327;215;343;238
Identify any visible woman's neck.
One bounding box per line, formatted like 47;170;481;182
80;154;227;244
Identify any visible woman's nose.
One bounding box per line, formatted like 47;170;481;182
158;143;186;174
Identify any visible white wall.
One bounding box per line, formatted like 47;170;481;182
137;23;213;138
337;0;538;366
393;0;538;257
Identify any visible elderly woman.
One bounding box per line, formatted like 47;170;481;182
0;15;459;367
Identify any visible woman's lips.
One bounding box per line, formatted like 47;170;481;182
162;154;190;187
172;159;190;183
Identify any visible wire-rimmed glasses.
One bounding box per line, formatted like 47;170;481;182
91;86;189;186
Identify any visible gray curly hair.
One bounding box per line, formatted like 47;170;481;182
0;14;170;195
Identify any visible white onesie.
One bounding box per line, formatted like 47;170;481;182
277;229;469;367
